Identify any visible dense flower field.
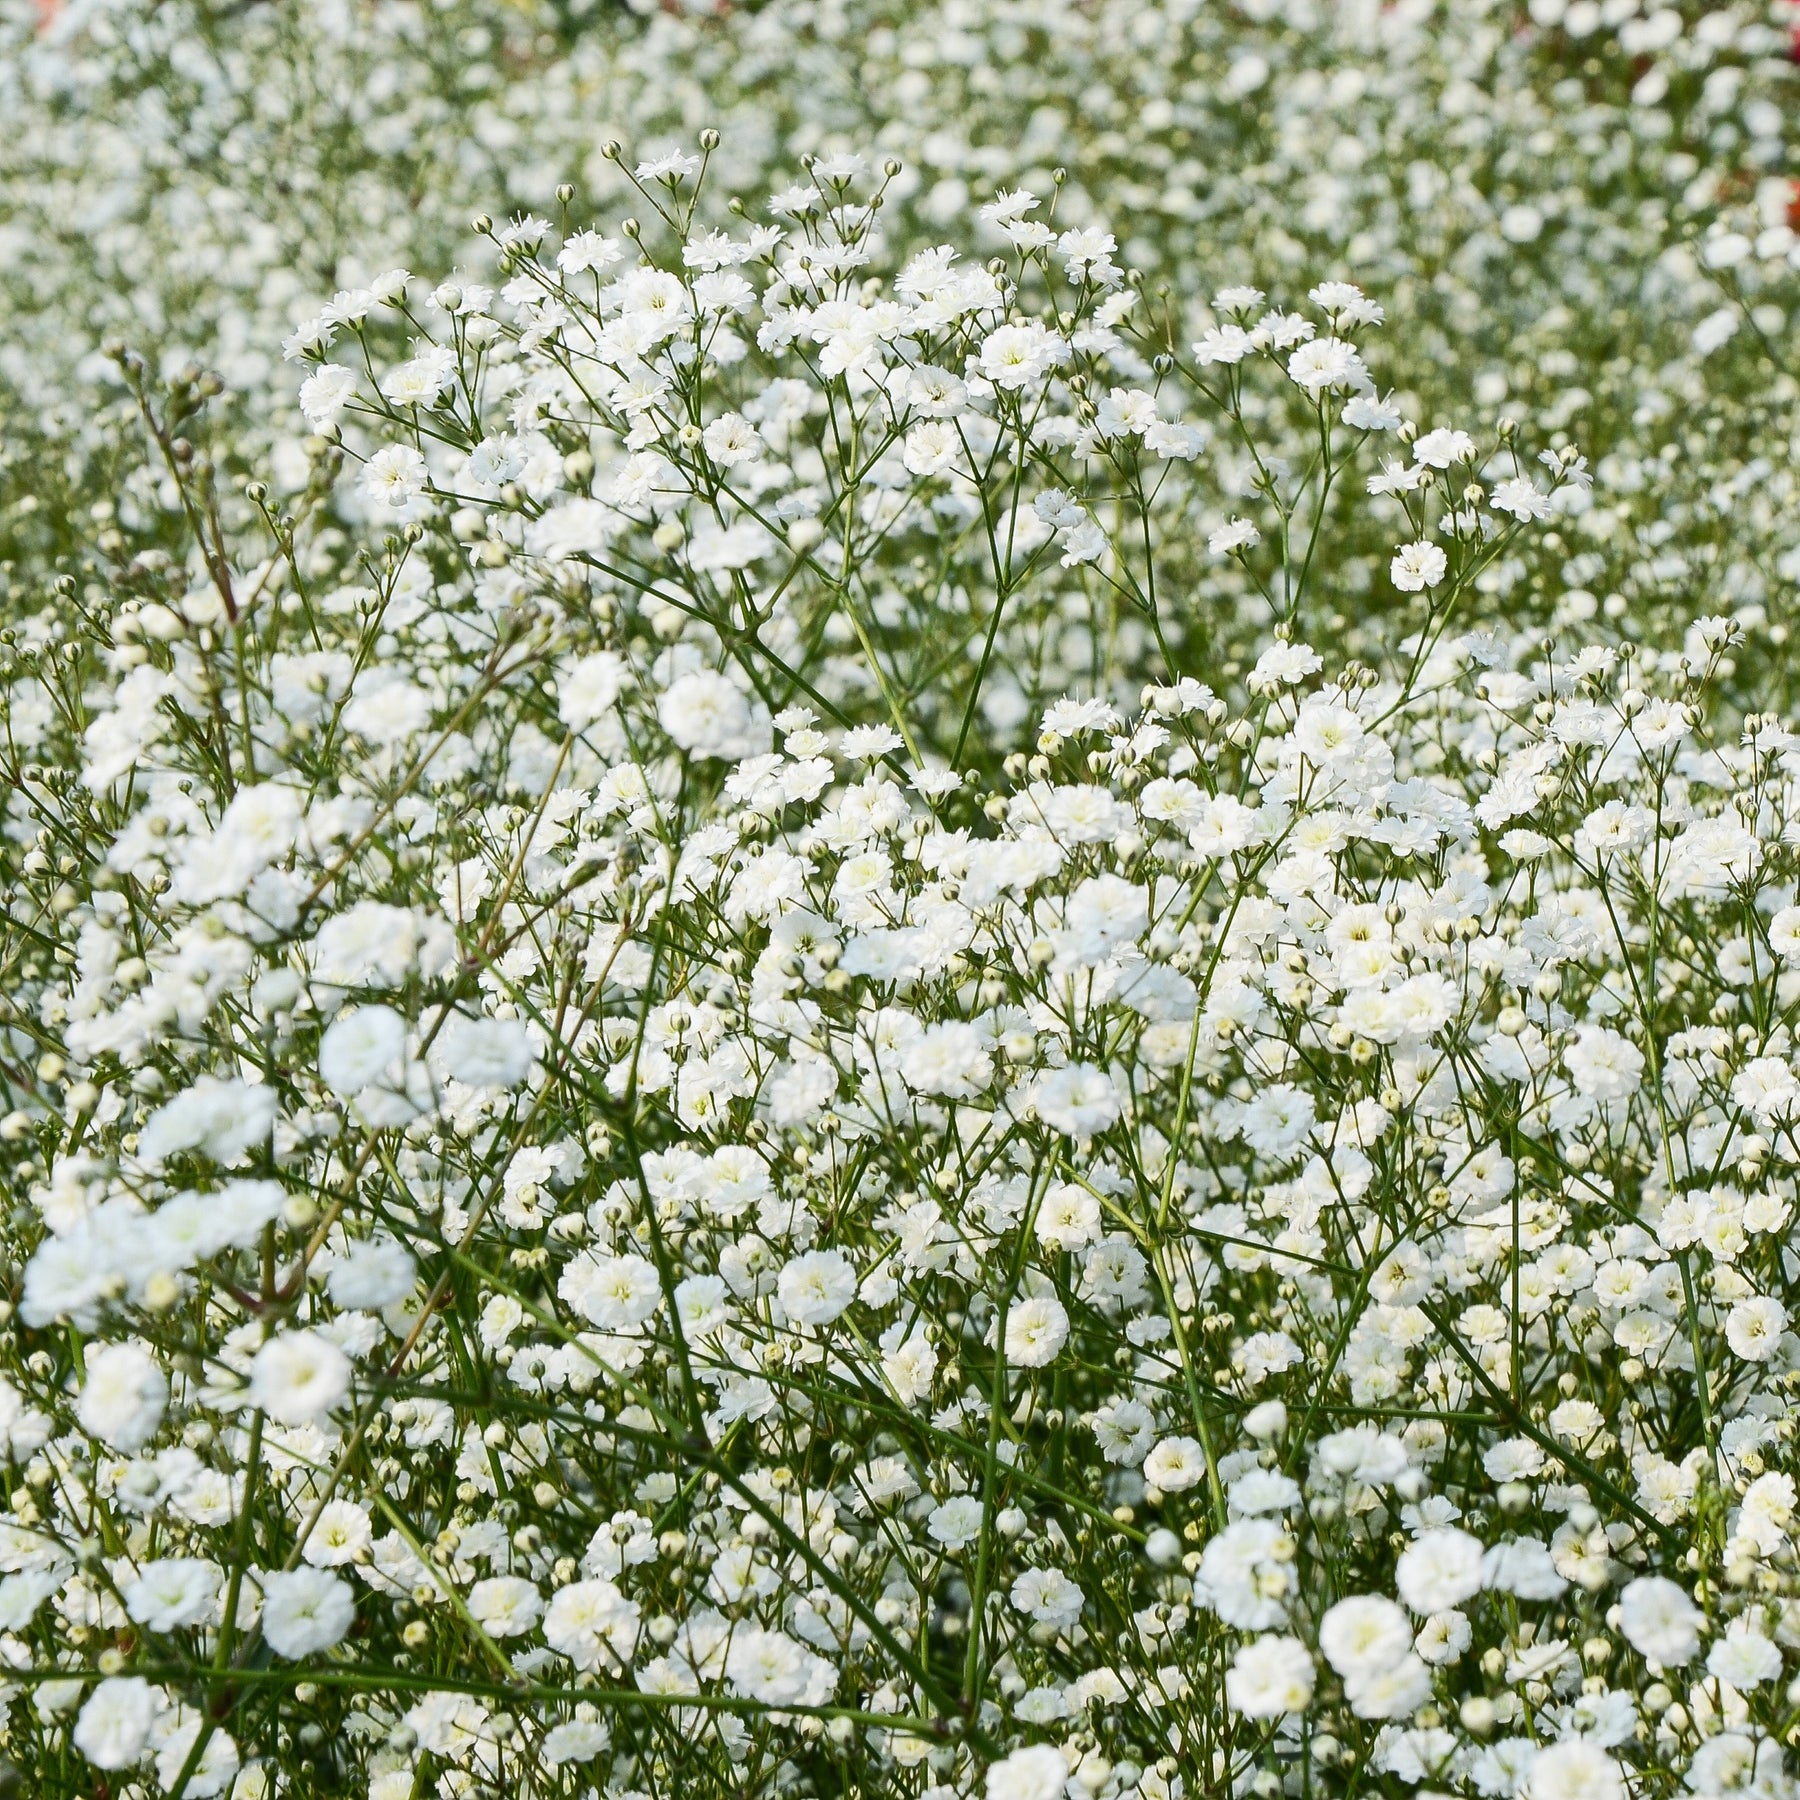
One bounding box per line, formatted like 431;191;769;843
4;3;1800;1799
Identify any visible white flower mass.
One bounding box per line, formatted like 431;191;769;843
1;0;1799;1796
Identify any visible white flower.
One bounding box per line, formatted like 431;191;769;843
363;443;428;509
302;1500;374;1568
432;1014;533;1088
1245;1400;1288;1441
1143;1436;1209;1493
977;321;1067;389
1287;337;1367;395
307;898;438;988
1319;1594;1412;1680
1034;1183;1101;1251
74;1676;160;1769
1343;392;1403;430
558;230;623;274
466;434;524;486
1500;204;1544;243
559;1253;663;1332
1768;905;1800;963
1491;476;1552;521
987;1745;1070;1800
1344;1654;1433;1720
1731;1056;1800;1124
1525;1738;1623;1800
1575;801;1653;857
250;1330;352;1425
1617;1575;1701;1665
468;1575;542;1636
1706;1630;1782;1689
78;1343;168;1453
559;651;627;729
658;670;769;760
1736;1471;1796;1553
723;1626;833;1705
1192;324;1256;364
138;1077;278;1167
1004;1294;1070;1368
260;1568;355;1658
1564;1026;1643;1101
154;1714;240;1798
1396;1527;1486;1613
1693;306;1739;356
777;1250;857;1327
928;1495;986;1549
298;364;357;429
1390;541;1448;591
1483;1537;1565;1600
124;1559;221;1631
543;1578;640;1669
1726;1294;1787;1362
701;412;762;465
543;1720;612;1765
1027;1062;1121;1136
898;1020;994;1099
1412;427;1476;467
1193;1518;1295;1630
1415;1610;1473;1666
327;1238;416;1311
880;1326;938;1401
1250;642;1323;689
319;1005;409;1096
380;348;456;406
1010;1566;1084;1628
1226;1635;1315;1717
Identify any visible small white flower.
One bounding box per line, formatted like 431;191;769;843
1004;1294;1070;1368
1726;1294;1787;1362
1010;1566;1084;1628
78;1342;168;1453
701;412;762;466
302;1500;374;1569
362;443;428;510
1617;1575;1701;1665
1411;427;1476;468
658;670;769;761
468;1575;543;1637
1226;1635;1315;1718
74;1676;160;1770
1390;540;1448;591
927;1495;986;1549
1396;1527;1485;1613
1319;1594;1412;1680
1027;1063;1122;1137
1209;517;1261;556
1143;1435;1208;1493
260;1568;355;1659
543;1578;639;1670
1706;1630;1782;1689
298;364;357;429
777;1250;857;1327
987;1745;1070;1800
125;1559;222;1631
1526;1738;1623;1800
319;1005;408;1096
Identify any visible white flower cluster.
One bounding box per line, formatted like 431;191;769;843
6;0;1800;680
0;4;1798;1800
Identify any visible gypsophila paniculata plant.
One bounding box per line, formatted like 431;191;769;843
5;124;1800;1800
7;0;1800;674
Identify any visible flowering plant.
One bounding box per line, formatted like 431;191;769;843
4;6;1800;1800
